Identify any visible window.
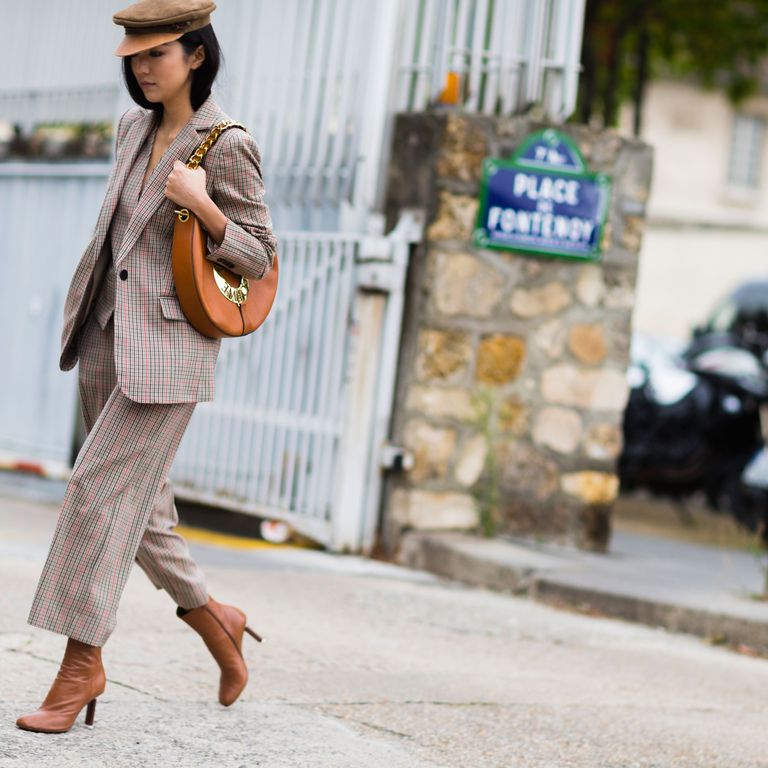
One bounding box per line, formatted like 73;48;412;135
727;113;765;189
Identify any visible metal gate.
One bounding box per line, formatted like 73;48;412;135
171;215;420;552
0;157;419;552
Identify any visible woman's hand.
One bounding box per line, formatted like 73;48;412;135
164;160;208;210
165;160;228;246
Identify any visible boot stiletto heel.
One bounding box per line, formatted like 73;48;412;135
84;699;97;727
15;638;106;733
244;626;263;642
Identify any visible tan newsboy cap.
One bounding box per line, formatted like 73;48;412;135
113;0;217;57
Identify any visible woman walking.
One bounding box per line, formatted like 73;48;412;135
16;0;277;733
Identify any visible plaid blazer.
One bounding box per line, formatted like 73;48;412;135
59;93;277;403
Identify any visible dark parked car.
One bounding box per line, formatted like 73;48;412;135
619;279;768;542
692;279;768;353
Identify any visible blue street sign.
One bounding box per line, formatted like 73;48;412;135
473;129;611;261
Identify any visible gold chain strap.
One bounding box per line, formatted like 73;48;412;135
174;119;246;220
185;120;247;169
174;120;246;223
175;120;251;307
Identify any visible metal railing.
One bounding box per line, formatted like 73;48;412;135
171;213;420;552
2;1;587;212
0;158;420;551
396;0;586;119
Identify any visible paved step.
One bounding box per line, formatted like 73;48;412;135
397;528;768;655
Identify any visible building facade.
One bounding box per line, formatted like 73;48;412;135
622;79;768;342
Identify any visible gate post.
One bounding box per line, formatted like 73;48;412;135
330;213;422;553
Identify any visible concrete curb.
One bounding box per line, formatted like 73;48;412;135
397;530;768;655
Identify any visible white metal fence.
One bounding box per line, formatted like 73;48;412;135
2;1;586;212
0;0;123;129
173;233;359;545
171;215;418;551
396;0;586;119
0;159;419;551
0;163;109;477
0;0;586;550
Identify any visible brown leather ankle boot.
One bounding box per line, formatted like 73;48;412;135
177;596;263;706
16;637;106;733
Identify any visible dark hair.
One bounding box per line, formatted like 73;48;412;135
121;24;223;115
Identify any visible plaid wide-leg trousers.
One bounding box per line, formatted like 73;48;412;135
27;310;209;646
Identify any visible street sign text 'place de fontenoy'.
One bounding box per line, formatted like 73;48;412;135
473;129;611;261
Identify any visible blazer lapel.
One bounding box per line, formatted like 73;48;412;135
114;94;228;266
91;111;157;256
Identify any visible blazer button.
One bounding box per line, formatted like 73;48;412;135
119;269;128;281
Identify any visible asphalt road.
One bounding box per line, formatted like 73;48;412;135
2;493;768;767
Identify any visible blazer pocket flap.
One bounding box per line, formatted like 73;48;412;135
158;295;187;321
93;305;113;330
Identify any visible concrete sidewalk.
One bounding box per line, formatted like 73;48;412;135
398;527;768;655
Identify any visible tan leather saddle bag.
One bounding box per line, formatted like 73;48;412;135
171;120;278;338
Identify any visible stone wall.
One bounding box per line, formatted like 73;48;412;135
381;111;653;553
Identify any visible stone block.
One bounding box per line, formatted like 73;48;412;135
568;324;608;365
475;335;526;385
498;396;529;436
532;318;567;359
541;365;629;412
406;385;477;421
576;264;606;308
433;250;504;318
426;191;479;241
601;220;613;251
498;496;572;539
509;282;571;318
561;472;619;505
390;487;479;529
604;273;636;310
436;113;489;183
455;434;487;486
584;422;623;461
403;420;457;483
498;442;559;501
523;260;545;279
619;214;645;251
532;407;583;454
416;329;472;383
577;504;611;552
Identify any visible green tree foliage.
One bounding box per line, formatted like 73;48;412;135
577;0;768;134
